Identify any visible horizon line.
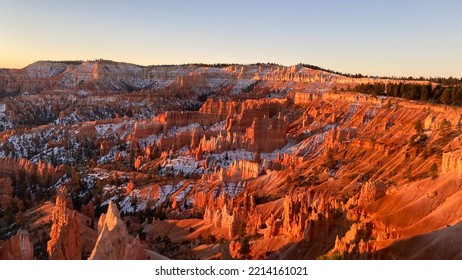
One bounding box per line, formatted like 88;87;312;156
2;59;462;80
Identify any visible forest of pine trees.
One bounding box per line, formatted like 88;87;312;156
352;82;462;106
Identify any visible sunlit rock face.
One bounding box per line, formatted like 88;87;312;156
47;188;82;260
2;61;462;260
89;201;145;260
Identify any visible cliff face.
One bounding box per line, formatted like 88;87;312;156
0;230;34;260
0;62;330;94
442;151;462;175
47;188;82;260
0;158;64;185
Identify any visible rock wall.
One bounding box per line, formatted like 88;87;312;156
0;158;64;185
227;160;261;183
264;194;344;242
133;122;163;139
156;111;223;129
245;117;288;153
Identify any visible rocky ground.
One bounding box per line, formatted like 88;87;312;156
0;61;461;259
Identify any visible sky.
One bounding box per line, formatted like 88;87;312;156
0;0;461;77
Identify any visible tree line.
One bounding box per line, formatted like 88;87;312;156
298;64;462;86
352;83;462;105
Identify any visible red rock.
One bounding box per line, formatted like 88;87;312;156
203;192;261;239
264;214;280;239
358;181;387;206
126;181;135;193
0;158;64;186
125;235;146;260
81;200;95;219
442;151;462;175
0;230;34;260
89;201;145;260
133;122;163;139
47;187;82;260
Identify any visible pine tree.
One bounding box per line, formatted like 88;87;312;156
238;237;251;260
326;148;336;169
440;88;452;104
439;119;452;140
430;163;438;179
414;120;423;134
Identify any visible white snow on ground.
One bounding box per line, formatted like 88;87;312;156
208;149;255;169
158;180;185;204
119;189;148;214
231;80;256;95
261;124;333;160
207;121;226;132
0;117;13;131
345;103;359;122
161;155;204;177
166;123;200;137
160;148;255;177
98;143;129;163
82;171;110;188
95;121;134;139
54;112;81;125
1;127;56;159
138;134;161;149
117;180;192;213
225;181;246;198
175;183;194;202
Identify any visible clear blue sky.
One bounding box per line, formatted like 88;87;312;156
0;0;461;77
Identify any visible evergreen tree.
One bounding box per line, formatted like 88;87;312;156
430;163;438;179
238;237;251;260
326;148;336;169
439;119;452;140
440;88;452;104
414;120;423;134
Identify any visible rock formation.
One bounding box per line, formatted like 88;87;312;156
47;188;82;260
357;181;387;206
442;151;462;175
0;230;34;260
203;192;262;239
333;223;373;257
89;201;145;260
89;201;129;259
0;158;64;186
2;60;462;260
264;214;280;239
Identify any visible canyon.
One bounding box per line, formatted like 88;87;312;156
0;60;462;259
